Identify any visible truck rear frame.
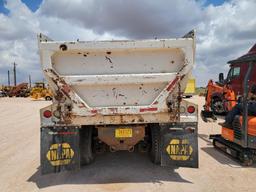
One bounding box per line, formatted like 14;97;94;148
38;31;198;174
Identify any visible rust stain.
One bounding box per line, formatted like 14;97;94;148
142;90;147;95
109;108;118;113
78;104;86;108
62;84;71;93
105;56;113;63
138;117;144;122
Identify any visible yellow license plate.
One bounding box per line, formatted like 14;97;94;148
115;128;132;138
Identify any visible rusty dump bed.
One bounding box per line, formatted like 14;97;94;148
38;32;197;126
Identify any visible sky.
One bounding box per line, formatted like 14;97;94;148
0;0;255;87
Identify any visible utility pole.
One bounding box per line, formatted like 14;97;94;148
29;75;31;88
13;62;17;86
7;70;10;87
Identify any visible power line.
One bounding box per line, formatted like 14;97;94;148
13;62;17;86
7;70;10;87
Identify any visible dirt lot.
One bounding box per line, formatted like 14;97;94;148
0;96;255;192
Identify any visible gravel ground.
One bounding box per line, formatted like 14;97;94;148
0;96;255;192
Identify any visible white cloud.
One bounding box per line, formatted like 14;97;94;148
0;0;255;86
0;0;121;85
195;0;256;85
39;0;203;39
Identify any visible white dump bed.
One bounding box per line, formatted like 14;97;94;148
38;32;195;124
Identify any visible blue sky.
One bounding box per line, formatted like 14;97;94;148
0;0;227;14
0;0;42;13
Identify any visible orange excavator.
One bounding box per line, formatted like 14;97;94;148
210;54;256;165
201;44;256;122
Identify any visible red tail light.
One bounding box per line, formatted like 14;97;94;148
187;106;195;113
43;110;52;118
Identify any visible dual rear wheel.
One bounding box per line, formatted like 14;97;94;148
79;124;162;166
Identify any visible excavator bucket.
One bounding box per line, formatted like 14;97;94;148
201;110;217;122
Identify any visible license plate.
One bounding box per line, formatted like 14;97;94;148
115;128;132;138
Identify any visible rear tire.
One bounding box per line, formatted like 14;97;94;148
211;97;225;115
80;126;95;165
149;124;161;164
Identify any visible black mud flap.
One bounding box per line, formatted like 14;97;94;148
41;126;80;174
161;122;198;168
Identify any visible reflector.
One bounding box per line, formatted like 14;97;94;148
187;106;195;113
43;110;52;118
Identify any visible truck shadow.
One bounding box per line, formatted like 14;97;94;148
199;134;256;167
199;134;241;166
201;147;241;166
202;146;256;168
198;134;212;145
28;151;192;188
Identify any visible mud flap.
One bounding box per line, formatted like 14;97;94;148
161;122;198;168
41;126;80;174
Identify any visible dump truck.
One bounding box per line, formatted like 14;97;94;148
38;31;198;174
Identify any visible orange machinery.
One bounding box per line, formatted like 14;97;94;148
210;55;256;165
202;44;256;122
204;80;236;112
201;80;236;121
221;117;256;142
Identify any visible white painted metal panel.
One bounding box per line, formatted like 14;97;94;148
38;32;196;123
72;82;167;107
52;48;184;75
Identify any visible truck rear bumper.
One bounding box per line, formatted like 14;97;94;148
71;113;197;125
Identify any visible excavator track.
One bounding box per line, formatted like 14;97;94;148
210;134;255;166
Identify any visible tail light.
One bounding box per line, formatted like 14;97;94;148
43;110;52;118
187;106;195;113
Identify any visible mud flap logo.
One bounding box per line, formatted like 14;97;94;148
46;143;74;166
166;139;193;161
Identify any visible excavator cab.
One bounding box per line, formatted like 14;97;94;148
210;56;256;165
